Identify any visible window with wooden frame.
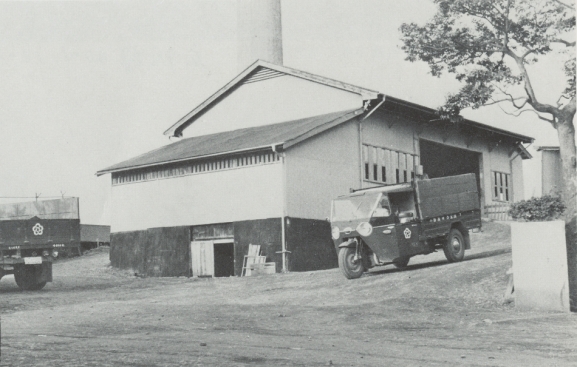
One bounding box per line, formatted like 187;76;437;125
492;171;511;202
362;144;417;185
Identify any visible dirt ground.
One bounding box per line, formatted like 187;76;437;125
1;221;576;367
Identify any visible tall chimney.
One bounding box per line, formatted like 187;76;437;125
237;0;283;71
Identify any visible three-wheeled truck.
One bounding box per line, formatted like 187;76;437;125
0;216;80;290
330;173;482;279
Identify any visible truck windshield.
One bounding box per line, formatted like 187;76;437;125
331;193;381;222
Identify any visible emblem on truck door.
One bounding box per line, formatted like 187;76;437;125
32;223;44;236
403;228;412;239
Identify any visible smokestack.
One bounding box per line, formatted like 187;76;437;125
237;0;283;71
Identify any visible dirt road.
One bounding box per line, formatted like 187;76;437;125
1;222;576;366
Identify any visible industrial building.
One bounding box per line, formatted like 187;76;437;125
97;60;533;277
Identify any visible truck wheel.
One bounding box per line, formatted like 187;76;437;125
14;265;46;291
338;247;365;279
443;229;465;262
393;256;410;268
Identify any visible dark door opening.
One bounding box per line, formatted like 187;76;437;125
213;242;235;277
419;139;482;197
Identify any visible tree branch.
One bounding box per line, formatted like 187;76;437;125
551;39;576;47
497;104;556;127
485;97;527;107
504;0;511;50
553;0;575;10
557;94;572;107
562;96;577;115
504;48;555;115
420;45;502;54
492;83;529;109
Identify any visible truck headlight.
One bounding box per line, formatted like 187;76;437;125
51;250;59;258
331;226;340;240
42;250;50;257
356;222;373;237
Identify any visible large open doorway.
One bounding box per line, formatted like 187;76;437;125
419;139;482;200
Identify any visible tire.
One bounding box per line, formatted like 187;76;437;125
14;265;46;291
393;256;410;268
338;247;365;279
443;228;465;262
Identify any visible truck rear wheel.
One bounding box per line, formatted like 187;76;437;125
14;265;47;291
443;229;465;262
393;256;410;268
338;247;365;279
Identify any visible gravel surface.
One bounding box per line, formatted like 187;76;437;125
1;221;576;366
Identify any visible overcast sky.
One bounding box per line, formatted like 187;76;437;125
0;0;562;224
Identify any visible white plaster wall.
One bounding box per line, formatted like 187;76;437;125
478;144;510;204
181;75;362;137
362;112;417;154
511;155;524;202
511;221;570;312
285;119;360;220
524;148;543;199
110;163;283;232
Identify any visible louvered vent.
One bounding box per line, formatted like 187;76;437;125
242;67;285;84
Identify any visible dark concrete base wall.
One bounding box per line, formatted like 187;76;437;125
110;226;190;277
110;217;336;277
233;218;283;276
285;217;338;272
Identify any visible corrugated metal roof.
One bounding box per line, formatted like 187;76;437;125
97;108;363;175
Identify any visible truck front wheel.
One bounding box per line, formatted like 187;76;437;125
14;265;47;291
338;247;365;279
443;229;465;262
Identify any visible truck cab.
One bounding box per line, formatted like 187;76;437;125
330;174;481;279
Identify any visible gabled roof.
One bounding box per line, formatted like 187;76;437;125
164;60;381;137
97;108;364;176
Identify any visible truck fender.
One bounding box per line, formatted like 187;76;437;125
338;238;358;248
451;222;471;250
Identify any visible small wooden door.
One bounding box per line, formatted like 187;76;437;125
190;240;215;277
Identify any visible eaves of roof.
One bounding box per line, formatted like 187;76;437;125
163;60;380;137
383;96;534;144
536;145;560;151
97;108;364;176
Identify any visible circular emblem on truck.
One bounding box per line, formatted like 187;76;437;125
32;223;44;236
403;227;412;239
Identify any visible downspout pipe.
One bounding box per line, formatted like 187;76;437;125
272;144;289;272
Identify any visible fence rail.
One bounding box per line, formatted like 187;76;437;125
484;203;511;221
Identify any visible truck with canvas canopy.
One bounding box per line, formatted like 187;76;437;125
0;198;81;290
330;174;481;279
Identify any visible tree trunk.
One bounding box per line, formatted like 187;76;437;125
557;116;577;312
